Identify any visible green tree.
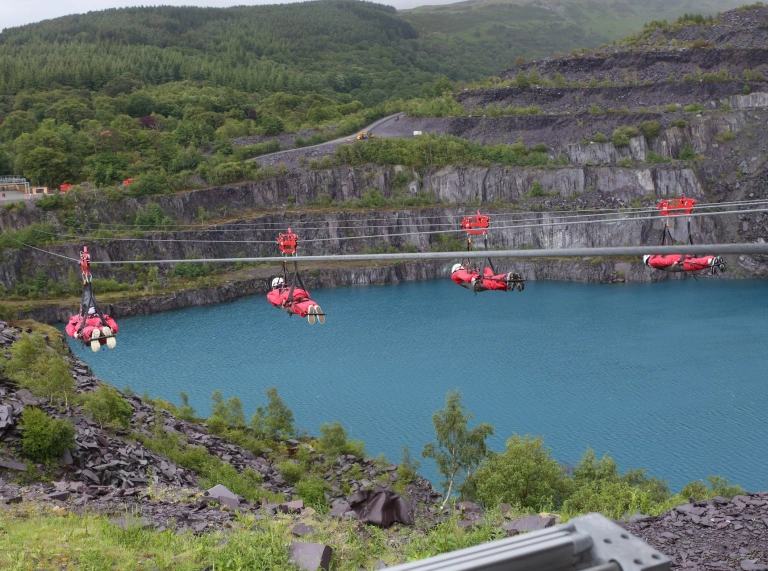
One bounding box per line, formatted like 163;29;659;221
422;390;494;507
178;391;197;421
249;386;295;439
464;434;565;510
210;389;246;427
22;147;70;186
0;111;37;142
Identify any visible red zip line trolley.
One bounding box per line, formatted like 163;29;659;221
268;229;326;324
657;194;697;246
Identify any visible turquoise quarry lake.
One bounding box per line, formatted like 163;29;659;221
69;279;768;492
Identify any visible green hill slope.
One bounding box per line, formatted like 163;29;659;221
402;0;749;62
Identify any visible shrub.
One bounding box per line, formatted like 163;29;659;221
681;475;746;500
81;385;133;428
612;126;640;147
674;119;687;128
210;162;245;185
592;133;608;143
1;334;75;404
588;105;601;114
528;181;546;197
715;130;736;144
34;194;66;210
646;151;669;164
295;475;329;512
638;120;661;139
20;408;75;462
276;460;305;484
462;434;566;511
3;201;25;212
317;421;365;460
683;102;705;113
134;203;173;230
403;96;466;118
562;479;652;520
128;171;167;197
679;142;696;160
743;85;751;95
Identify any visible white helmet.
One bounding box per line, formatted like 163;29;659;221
451;263;463;273
642;255;651;265
88;307;96;315
271;277;284;288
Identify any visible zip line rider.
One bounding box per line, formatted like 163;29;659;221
450;211;524;293
645;195;726;275
266;229;326;324
451;264;523;292
64;246;119;351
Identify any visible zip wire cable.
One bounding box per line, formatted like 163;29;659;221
0;230;79;262
19;204;768;246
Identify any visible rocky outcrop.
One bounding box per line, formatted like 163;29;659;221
625;493;768;570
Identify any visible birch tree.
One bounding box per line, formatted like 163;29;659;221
422;390;494;508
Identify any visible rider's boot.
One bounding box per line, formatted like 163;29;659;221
307;305;316;325
90;328;101;352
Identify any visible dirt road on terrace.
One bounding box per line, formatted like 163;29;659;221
249;112;438;170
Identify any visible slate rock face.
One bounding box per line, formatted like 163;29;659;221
289;541;333;571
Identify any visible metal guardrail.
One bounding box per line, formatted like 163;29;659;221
0;176;29;194
386;513;669;571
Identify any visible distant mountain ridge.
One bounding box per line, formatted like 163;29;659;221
0;0;755;99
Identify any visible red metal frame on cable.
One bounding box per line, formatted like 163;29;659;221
658;194;696;216
278;228;298;255
461;211;490;235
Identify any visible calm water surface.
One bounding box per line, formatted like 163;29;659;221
69;279;768;492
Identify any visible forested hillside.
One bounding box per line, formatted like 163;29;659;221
0;0;755;192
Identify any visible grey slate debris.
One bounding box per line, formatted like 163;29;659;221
289;541;333;571
206;484;240;510
292;523;317;537
624;492;768;570
502;515;557;533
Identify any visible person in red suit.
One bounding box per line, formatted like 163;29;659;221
451;264;524;292
267;277;325;324
65;307;119;351
643;254;725;274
